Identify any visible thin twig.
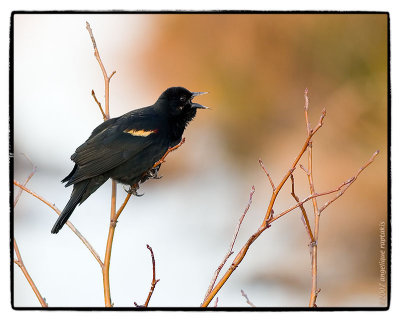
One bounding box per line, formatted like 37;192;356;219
299;164;310;176
109;70;116;80
303;89;323;308
14;165;47;307
153;138;186;168
133;245;160;308
13;180;104;268
14;239;48;307
86;22;98;50
213;297;219;307
144;244;160;307
13;172;34;206
14;154;36;207
86;21;116;119
304;88;311;134
91;90;107;121
262;107;326;227
269;174;362;224
259;159;275;191
290;173;315;243
115;193;133;222
319;150;379;214
312;289;321;307
241;289;256;307
203;186;255;302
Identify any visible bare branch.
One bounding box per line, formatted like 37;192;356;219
153;138;186;168
259;158;276;191
144;244;160;307
312;289;322;307
86;21;113;119
319;150;379;214
241;289;256;307
304;88;311;134
14;239;48;307
299;163;310;176
13;156;47;306
86;21;97;50
290;173;314;243
133;245;160;308
109;70;116;80
13;180;104;268
213;297;219;307
268;169;372;225
91;90;107;121
14;154;37;207
262;107;327;227
203;186;255;303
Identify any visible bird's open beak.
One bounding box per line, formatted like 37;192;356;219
190;91;209;109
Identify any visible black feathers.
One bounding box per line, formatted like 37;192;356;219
51;87;208;234
51;180;90;234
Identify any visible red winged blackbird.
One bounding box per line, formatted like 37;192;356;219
51;87;208;234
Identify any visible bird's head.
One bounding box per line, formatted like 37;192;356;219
158;86;208;119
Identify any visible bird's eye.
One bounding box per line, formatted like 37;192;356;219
180;96;186;102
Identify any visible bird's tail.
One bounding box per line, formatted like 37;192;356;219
51;180;89;234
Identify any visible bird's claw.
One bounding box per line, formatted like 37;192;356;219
148;165;161;179
124;185;144;197
140;164;162;182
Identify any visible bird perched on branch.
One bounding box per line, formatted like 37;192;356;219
51;87;208;234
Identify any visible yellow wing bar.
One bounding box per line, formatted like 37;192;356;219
124;129;157;137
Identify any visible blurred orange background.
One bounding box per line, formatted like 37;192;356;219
13;13;388;307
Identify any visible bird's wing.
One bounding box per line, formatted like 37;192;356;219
65;114;162;186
